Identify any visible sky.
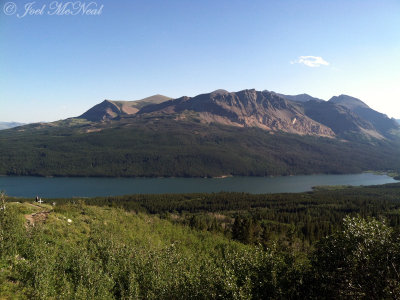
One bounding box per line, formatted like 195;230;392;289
1;0;399;123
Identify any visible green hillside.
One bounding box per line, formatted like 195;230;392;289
1;200;302;299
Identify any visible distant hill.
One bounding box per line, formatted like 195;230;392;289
0;122;25;130
79;94;171;122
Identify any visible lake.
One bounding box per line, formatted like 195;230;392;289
0;173;398;198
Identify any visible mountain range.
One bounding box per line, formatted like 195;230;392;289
0;89;399;177
78;89;399;141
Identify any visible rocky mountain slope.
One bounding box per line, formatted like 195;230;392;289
328;95;399;137
136;89;399;140
301;100;384;139
138;89;335;137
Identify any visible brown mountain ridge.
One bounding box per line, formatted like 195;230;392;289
138;89;335;137
79;94;172;122
77;89;399;141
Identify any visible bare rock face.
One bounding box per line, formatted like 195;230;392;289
140;89;335;137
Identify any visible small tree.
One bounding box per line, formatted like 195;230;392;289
0;191;5;212
311;216;400;299
0;192;4;247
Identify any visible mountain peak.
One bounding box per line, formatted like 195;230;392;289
79;100;121;122
328;94;399;137
277;93;325;103
329;94;369;109
211;89;230;96
135;94;171;103
79;95;172;121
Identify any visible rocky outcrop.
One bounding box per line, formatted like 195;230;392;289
139;89;335;137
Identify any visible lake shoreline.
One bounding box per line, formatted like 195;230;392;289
0;170;396;179
1;173;398;198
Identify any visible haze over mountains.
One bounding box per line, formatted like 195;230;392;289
0;122;25;130
0;89;399;177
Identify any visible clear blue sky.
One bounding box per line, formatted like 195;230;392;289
1;0;399;122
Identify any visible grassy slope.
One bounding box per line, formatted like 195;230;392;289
0;119;399;177
1;202;270;299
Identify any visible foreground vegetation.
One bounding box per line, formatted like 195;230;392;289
28;183;400;245
2;184;400;299
1;119;399;177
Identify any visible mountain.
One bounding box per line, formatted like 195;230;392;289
79;94;171;122
301;100;385;139
0;89;399;178
277;93;324;103
270;93;399;140
396;119;400;125
139;90;399;140
329;94;370;110
0;122;25;130
139;89;334;137
328;95;399;137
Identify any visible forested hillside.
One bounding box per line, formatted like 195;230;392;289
1;119;399;177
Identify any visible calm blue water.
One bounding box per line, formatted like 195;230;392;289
0;173;398;198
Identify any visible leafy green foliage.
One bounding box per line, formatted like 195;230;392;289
0;202;308;299
310;216;400;298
